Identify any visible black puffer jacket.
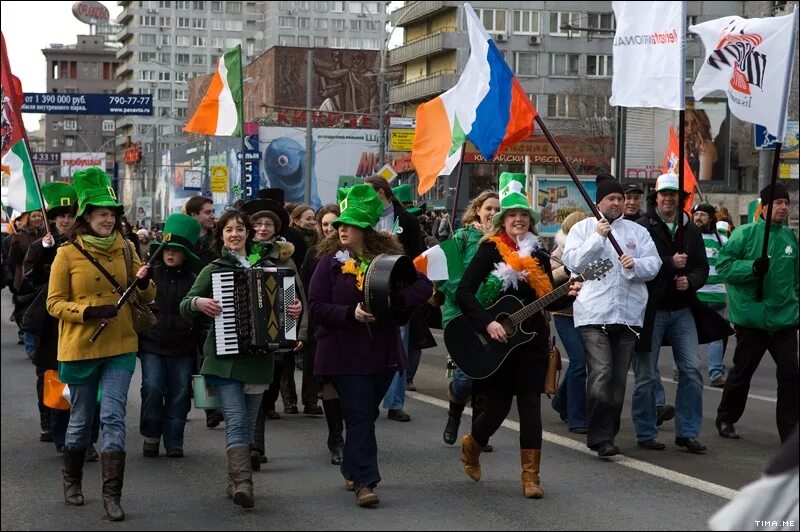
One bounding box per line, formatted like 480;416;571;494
138;263;198;357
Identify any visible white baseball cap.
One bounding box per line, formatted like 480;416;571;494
655;173;680;192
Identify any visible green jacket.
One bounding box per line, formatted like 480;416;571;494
437;226;484;328
180;247;279;384
716;219;799;332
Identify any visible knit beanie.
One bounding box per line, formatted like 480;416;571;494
595;173;625;203
760;183;790;206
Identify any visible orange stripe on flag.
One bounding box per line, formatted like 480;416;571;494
663;127;697;212
413;254;429;276
184;71;225;135
497;78;537;156
413;97;453;196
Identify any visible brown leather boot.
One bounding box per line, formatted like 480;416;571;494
62;448;86;506
227;446;254;509
521;449;543;498
460;433;482;481
101;451;126;520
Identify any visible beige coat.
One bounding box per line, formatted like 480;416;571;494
47;233;156;361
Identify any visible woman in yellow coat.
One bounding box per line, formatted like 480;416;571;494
47;168;155;521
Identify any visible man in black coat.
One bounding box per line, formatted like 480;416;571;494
632;174;709;454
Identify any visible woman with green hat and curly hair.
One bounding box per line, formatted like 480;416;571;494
46;167;156;521
455;173;580;499
308;184;433;507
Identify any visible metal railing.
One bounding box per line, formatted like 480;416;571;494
388;27;460;66
390;1;453;27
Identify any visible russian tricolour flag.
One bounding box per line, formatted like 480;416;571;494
412;3;537;196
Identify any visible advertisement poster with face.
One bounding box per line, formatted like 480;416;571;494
534;176;597;237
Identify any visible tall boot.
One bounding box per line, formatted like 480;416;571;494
460;433;482;481
444;401;466;445
62;447;86;506
101;451;126;521
323;399;344;465
521;449;543;499
227;446;254;509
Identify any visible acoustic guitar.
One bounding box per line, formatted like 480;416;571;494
444;259;613;379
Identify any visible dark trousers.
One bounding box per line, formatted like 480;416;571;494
717;326;799;443
579;325;637;449
279;352;298;409
471;391;542;449
264;358;285;411
301;342;319;408
139;353;193;449
332;373;394;490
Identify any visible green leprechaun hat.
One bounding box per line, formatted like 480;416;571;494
73;167;123;217
333;184;383;229
41;182;77;218
336;187;352;211
392;184;425;215
493;172;539;226
154;213;201;268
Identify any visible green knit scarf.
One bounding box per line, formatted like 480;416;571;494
82;232;117;251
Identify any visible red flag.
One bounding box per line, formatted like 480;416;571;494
1;31;28;157
662;126;696;211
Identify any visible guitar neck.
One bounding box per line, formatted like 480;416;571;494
509;280;577;325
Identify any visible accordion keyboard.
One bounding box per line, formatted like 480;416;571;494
211;271;241;356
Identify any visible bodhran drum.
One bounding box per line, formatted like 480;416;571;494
363;253;417;324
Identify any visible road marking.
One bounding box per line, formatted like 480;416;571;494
408;391;739;501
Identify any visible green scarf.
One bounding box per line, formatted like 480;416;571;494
82;232;117;251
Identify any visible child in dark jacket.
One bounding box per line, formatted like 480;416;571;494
138;214;202;458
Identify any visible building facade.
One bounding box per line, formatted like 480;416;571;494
42;35;119;181
388;1;798;227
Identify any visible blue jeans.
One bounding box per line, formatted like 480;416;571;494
451;367;473;400
139;353;193;450
631;308;703;441
23;332;36;358
334;373;394;489
382;323;409;410
208;377;261;450
65;367;133;452
706;303;726;381
551;315;587;429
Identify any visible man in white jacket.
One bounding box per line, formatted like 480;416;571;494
563;174;662;458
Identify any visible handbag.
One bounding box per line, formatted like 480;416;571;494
43;369;71;410
71;240;157;333
120;241;157;333
545;337;562;397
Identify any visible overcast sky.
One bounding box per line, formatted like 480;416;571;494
1;1;122;131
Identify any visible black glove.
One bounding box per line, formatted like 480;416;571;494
83;305;118;321
752;257;770;277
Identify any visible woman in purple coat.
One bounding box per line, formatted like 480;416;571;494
309;185;433;508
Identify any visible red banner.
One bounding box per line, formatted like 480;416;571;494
662;126;697;210
1;31;27;157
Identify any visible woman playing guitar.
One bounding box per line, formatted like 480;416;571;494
455;173;580;499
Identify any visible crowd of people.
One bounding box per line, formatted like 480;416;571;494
0;165;797;519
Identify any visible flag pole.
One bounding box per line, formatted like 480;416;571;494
676;0;687;251
534;115;623;256
238;45;246;200
450;144;467;225
756;6;798;302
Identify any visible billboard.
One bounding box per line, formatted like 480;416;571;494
22;93;153;116
258;127;381;209
61;152;106;178
533;176;596;237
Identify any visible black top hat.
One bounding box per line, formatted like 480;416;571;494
241;197;289;233
258;188;285;205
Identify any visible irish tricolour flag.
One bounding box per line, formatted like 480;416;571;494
3;142;41;213
412;3;537;196
184;45;243;136
413;238;464;282
1;31;43;213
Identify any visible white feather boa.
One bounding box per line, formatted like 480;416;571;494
488;233;541;291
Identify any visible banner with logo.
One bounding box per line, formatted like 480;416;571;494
60;152;106;178
533;176;597;237
610;1;684;110
690;10;799;138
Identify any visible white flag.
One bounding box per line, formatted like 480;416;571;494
610;1;684;110
690;10;798;138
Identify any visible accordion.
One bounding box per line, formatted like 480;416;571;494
211;267;298;357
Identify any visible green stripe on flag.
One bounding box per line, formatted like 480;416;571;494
223;45;243;137
3;140;42;213
439;237;464;279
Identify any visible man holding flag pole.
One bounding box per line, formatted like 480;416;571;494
688;7;799;444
